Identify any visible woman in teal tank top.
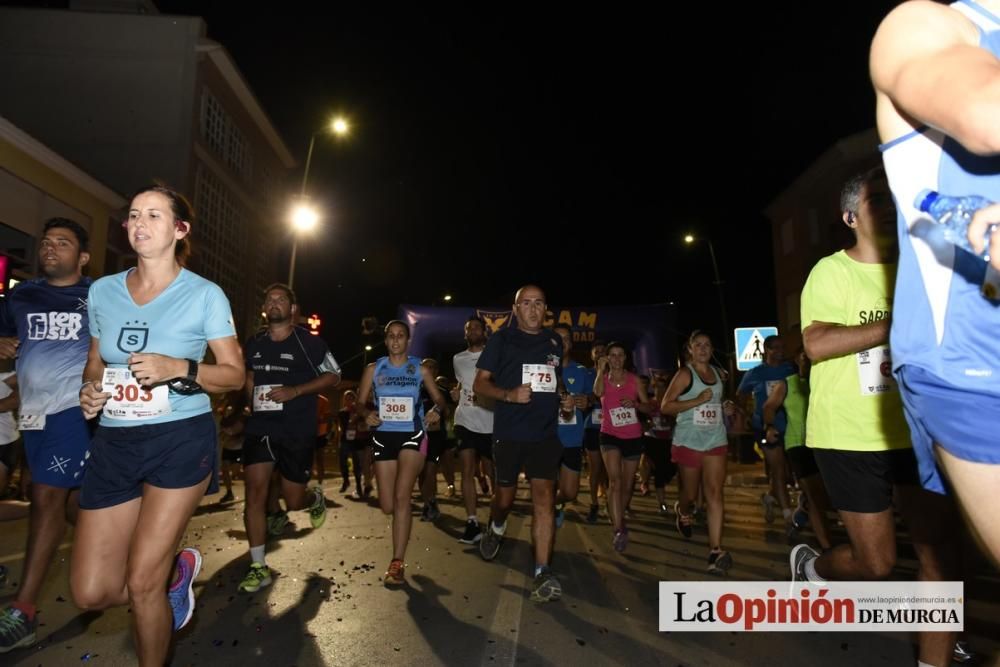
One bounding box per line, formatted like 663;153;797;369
661;331;732;574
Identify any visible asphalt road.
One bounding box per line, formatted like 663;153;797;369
1;459;998;666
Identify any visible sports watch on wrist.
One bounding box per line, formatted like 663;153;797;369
167;359;203;395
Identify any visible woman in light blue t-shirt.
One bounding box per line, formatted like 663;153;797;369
74;185;245;666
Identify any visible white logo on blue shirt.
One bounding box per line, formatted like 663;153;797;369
27;312;83;341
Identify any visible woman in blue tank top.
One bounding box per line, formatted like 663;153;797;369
357;320;446;587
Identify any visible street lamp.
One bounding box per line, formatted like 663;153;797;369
300;115;350;197
684;234;734;382
443;294;452;303
287;201;319;288
288;115;351;289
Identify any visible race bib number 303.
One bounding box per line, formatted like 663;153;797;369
102;367;171;420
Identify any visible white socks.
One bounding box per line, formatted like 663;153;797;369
250;545;266;566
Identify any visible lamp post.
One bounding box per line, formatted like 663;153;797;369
684;234;734;384
288;115;350;289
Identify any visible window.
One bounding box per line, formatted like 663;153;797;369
200;91;253;182
194;165;244;309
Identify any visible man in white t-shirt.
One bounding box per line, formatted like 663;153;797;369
452;316;495;544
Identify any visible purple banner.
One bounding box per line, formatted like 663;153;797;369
397;303;676;376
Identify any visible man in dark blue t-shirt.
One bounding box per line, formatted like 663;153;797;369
237;283;340;594
0;218;92;653
473;284;573;603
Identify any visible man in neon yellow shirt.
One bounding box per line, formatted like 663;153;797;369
792;167;960;667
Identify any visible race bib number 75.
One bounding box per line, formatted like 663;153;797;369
522;364;557;393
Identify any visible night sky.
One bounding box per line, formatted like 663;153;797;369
157;3;897;372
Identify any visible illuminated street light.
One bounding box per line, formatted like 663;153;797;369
291;203;319;232
289;113;352;289
443;294;452;302
287;200;320;288
301;115;351;197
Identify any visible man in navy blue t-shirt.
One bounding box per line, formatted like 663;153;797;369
237;283;340;594
473;284;573;603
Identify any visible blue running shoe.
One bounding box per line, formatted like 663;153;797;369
169;547;202;631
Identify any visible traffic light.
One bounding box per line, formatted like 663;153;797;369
307;313;322;336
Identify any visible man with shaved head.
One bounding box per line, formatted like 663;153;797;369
473;285;574;603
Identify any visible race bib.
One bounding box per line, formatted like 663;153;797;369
558;409;578;426
18;413;45;431
379;396;414;422
522;364;557;393
591;409;604;425
694;402;722;426
103;367;171;420
765;380;782;397
609;406;638;427
857;346;897;396
460;388;475;407
253;385;283;412
345;429;357;441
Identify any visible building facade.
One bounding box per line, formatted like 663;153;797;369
0;3;295;335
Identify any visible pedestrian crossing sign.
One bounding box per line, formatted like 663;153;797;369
734;326;778;371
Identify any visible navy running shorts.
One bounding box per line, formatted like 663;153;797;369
80;412;218;510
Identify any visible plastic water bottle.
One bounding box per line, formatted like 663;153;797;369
915;190;998;261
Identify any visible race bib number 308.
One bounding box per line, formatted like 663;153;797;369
379;396;414;422
103;367;171;420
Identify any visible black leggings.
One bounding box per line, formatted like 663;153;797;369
642;437;676;489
